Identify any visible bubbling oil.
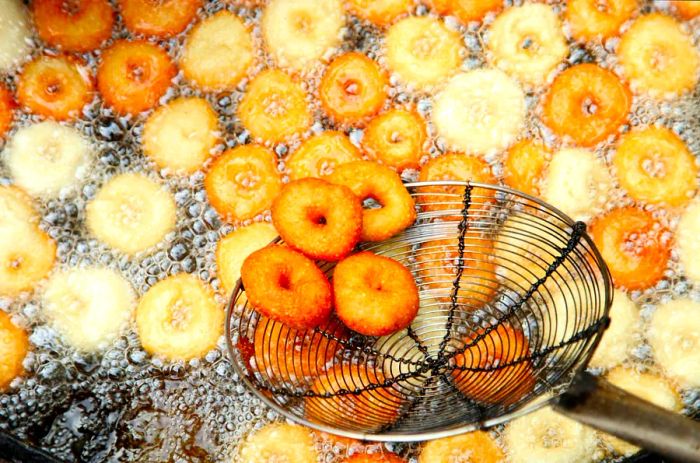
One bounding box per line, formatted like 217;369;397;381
0;0;698;462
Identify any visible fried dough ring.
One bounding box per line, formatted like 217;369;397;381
136;274;223;361
271;178;363;261
239;423;318;463
216;222;278;294
618;13;700;99
0;84;14;139
204;144;282;222
241;244;332;330
286;131;361;180
565;0;637;41
363;109;426;172
0;311;28;391
305;362;404;431
385;16;463;90
487;3;568;87
345;0;412;27
142;96;219;175
451;323;536;406
426;0;502;24
17;55;93;121
343;452;406;463
253;316;346;383
97;40;176;115
432;69;526;154
119;0;202;38
589;207;671;290
180;11;254;92
33;0;114;52
238;69;312;144
502;139;550;197
418;153;497;216
672;0;700;19
333;251;419;336
328;161;416;242
542;63;631;146
415;237;499;306
319;52;388;125
419;431;505;463
614;127;697;207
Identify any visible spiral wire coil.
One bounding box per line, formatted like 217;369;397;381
225;181;613;440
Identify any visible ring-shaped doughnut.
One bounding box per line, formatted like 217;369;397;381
0;311;28;391
363;109;427;172
119;0;201;38
333;251;419;336
415;237;499;306
328;161;416;242
542;63;631;146
487;3;568;87
241;244;332;330
589;207;671;290
0;85;14;139
305;362;404;431
565;0;637;41
502;139;550;197
286;131;361;181
33;0;114;52
271;178;363;261
237;69;312;144
614;127;697;207
451;323;536;405
205;144;282;223
345;0;412;27
618;13;700;99
17;55;93;121
97;40;176;115
319;52;388;125
418;153;497;217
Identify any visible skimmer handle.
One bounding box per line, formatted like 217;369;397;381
554;371;700;463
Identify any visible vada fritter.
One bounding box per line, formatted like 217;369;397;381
17;55;93;121
320;52;388;125
205;144;282;222
589;207;671;291
32;0;114;52
286;131;361;180
241;245;332;330
452;323;536;406
0;311;29;391
363;108;427;172
614;127;698;207
0;84;14;138
333;252;419;337
97;40;176;115
253;316;346;383
418;431;505;463
343;452;406;463
272;178;363;261
119;0;201;38
306;363;404;431
328;161;416;242
239;422;318;463
542;63;631;146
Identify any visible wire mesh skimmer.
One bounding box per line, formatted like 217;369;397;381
226;181;700;462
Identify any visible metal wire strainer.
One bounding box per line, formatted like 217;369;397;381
226;181;700;462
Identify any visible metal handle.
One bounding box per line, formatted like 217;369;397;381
0;431;64;463
554;371;700;463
